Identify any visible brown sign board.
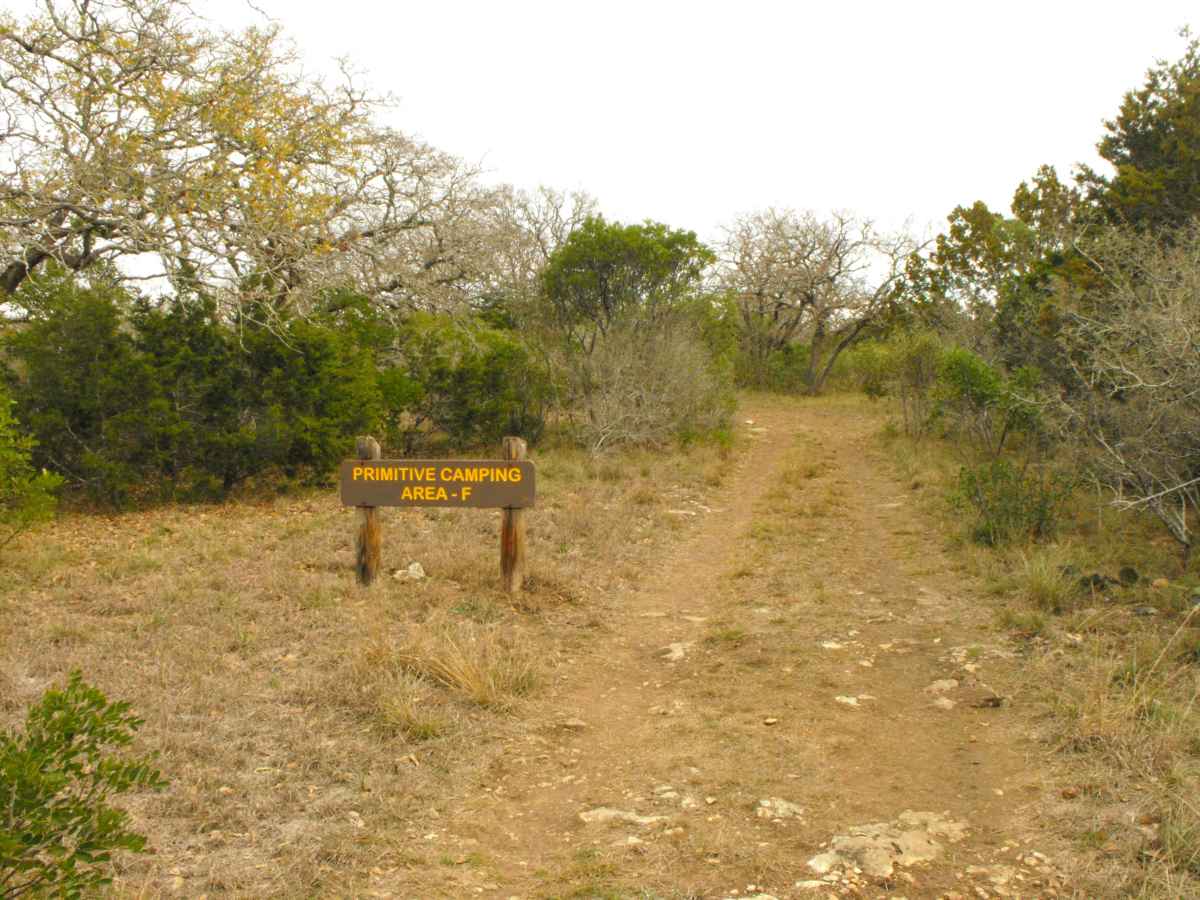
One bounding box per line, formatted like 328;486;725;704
339;459;536;508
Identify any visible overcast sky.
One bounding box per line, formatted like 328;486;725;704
15;1;1200;243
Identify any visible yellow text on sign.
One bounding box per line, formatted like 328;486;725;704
350;466;524;483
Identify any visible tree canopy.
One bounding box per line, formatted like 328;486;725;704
1081;31;1200;231
0;0;499;326
719;209;916;393
538;215;714;354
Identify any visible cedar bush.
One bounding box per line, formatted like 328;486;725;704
2;263;732;502
3;273;383;501
0;384;62;553
3;273;156;504
385;314;555;451
935;347;1044;459
952;459;1069;546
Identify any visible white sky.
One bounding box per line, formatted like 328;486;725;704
12;0;1200;244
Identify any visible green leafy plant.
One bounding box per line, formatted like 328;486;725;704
1;671;167;898
891;332;944;436
936;348;1044;459
4;271;384;501
953;459;1069;547
387;314;555;451
841;341;893;399
0;386;62;554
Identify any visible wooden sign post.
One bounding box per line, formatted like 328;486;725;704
342;437;535;593
355;436;382;586
500;437;527;593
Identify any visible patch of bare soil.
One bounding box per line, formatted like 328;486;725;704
414;398;1079;899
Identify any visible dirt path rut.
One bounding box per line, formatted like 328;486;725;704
436;398;1068;899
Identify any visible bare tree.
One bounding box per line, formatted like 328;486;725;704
1059;222;1200;563
0;0;494;326
718;209;918;393
483;185;597;318
574;321;732;453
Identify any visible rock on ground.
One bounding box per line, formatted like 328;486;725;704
578;807;666;827
755;797;805;820
660;642;691;662
807;810;969;878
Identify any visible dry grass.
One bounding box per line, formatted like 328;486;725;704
0;429;738;898
872;399;1200;898
1028;613;1200;893
375;677;451;743
397;613;537;709
1015;546;1082;614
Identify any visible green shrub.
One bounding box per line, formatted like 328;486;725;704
4;274;158;504
891;332;944;435
953;459;1068;546
386;314;554;451
685;293;740;370
4;272;384;500
0;671;167;898
734;342;812;393
143;306;383;490
831;340;893;398
128;296;257;497
939;347;1003;408
936;348;1045;458
241;317;382;482
0;384;62;553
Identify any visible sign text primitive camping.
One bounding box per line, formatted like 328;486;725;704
339;459;536;508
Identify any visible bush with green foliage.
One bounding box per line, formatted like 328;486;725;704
832;340;893;398
2;233;735;501
734;342;812;393
128;295;256;496
935;348;1043;459
953;459;1068;547
883;333;945;436
531;214;732;448
685;293;741;374
239;316;381;483
384;314;555;451
538;215;715;352
1;671;166;898
0;385;62;552
4;275;159;503
3;273;384;502
890;335;933;420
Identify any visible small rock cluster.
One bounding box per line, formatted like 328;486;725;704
391;561;425;580
755;797;805;821
804;810;969;881
1063;564;1140;591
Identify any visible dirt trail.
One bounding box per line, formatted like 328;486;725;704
431;398;1067;899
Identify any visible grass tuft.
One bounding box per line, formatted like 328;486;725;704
1016;547;1080;614
376;676;451;743
398;615;538;709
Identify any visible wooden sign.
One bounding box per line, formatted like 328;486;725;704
340;458;536;508
345;437;533;593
